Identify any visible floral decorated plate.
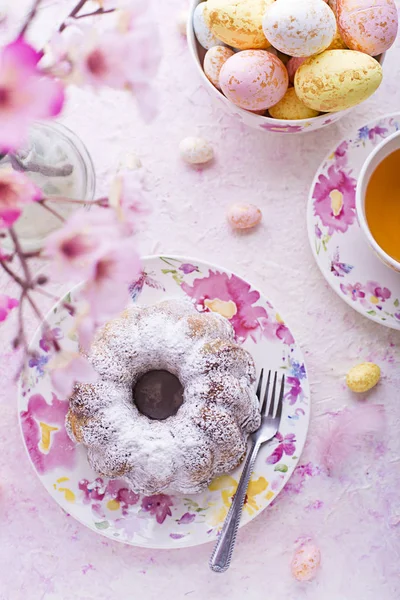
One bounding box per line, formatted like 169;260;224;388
308;113;400;330
18;255;310;549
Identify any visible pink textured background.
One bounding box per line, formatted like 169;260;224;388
1;1;400;598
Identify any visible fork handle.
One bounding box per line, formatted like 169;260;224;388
209;439;261;573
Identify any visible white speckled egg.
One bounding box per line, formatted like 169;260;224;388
193;2;225;49
346;362;381;393
262;0;337;57
291;544;321;582
179;137;214;165
227;203;262;229
204;46;235;89
219;50;288;110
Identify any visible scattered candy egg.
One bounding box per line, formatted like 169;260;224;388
294;49;382;112
262;0;337;57
203;46;235;89
204;0;273;50
346;362;381;393
286;57;306;84
179;137;214;165
291;544;321;582
219;50;288;110
227;203;262;229
177;10;189;36
269;88;320;120
193;2;225;50
337;0;398;56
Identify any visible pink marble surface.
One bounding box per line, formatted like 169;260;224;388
1;1;400;599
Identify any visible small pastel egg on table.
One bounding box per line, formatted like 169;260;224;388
337;0;398;55
204;46;235;89
227;203;262;230
219;50;288;110
262;0;337;57
346;362;381;393
204;0;273;50
291;544;321;582
294;49;383;112
269;88;320;120
179;137;214;165
193;2;225;49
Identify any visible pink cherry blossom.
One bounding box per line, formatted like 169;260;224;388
45;208;120;279
0;169;42;228
0;294;19;322
109;169;150;231
50;351;98;398
81;236;140;320
0;38;65;152
141;494;173;524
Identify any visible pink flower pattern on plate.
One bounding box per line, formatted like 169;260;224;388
313;165;356;234
141;494;173;524
182;270;294;344
266;433;296;464
20;393;77;474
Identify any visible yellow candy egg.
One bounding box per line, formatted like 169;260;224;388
204;0;273;50
326;27;347;50
269;87;320;120
227;203;262;229
346;362;381;393
294;49;382;112
204;46;235;89
291;544;321;582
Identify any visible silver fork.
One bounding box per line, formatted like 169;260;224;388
209;370;285;573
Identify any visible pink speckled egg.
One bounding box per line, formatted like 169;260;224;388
204;46;235;89
291;544;321;582
337;0;398;55
219;50;288;110
227;203;262;229
286;57;306;84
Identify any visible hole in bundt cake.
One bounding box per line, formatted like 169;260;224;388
133;370;184;421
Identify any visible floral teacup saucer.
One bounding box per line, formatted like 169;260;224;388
308;113;400;330
19;256;310;549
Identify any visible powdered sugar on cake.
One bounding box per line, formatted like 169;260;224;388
66;299;261;495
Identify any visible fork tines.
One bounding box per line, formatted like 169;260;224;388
256;369;285;419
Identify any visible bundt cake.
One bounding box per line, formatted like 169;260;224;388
66;299;261;495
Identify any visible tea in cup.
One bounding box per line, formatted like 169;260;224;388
356;131;400;272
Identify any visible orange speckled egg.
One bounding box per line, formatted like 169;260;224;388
337;0;398;55
219;50;288;110
204;46;235;89
227;203;262;229
291;544;321;582
286;57;306;84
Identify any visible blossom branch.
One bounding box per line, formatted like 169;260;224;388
74;8;116;20
19;0;44;37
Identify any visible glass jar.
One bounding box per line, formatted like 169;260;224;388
1;121;96;251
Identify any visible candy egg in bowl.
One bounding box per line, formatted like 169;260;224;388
187;0;393;134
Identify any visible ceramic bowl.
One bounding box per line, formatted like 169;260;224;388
187;0;384;135
356;130;400;273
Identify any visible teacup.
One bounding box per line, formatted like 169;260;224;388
356;130;400;273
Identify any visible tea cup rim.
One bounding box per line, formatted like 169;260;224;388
356;129;400;273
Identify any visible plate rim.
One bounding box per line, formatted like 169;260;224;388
307;112;400;331
18;253;311;549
